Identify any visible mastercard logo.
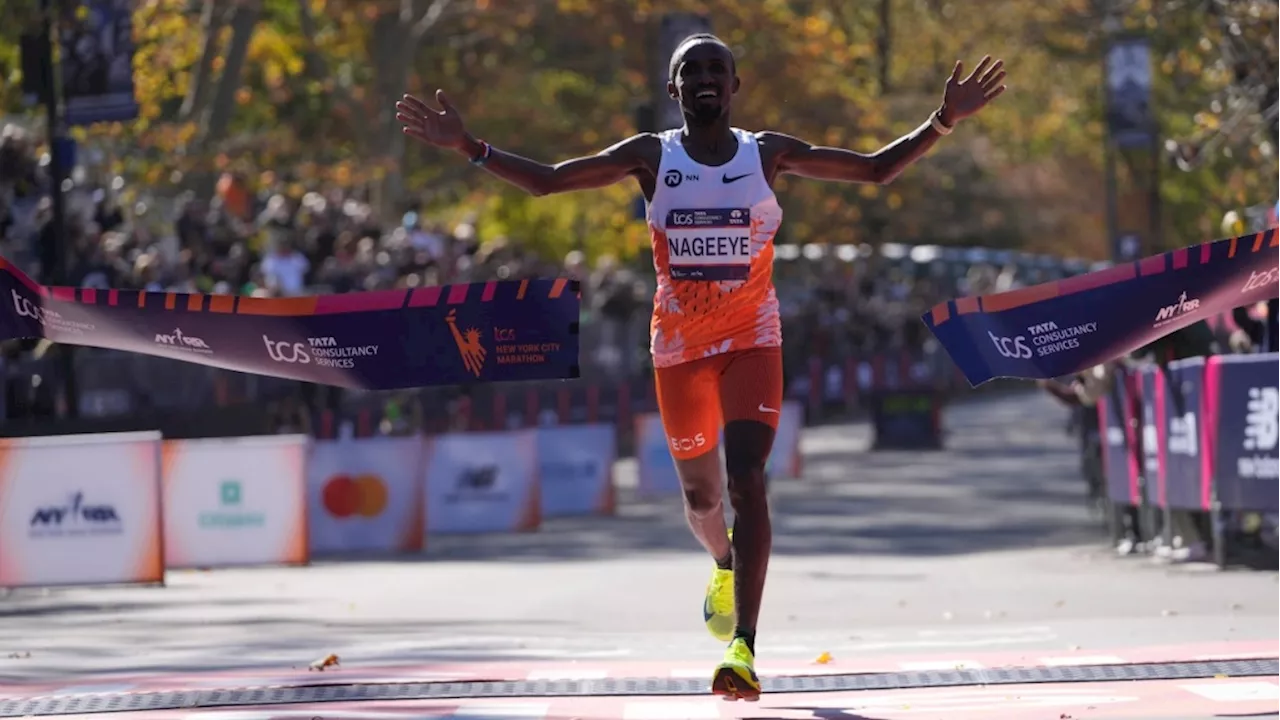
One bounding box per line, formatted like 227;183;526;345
322;474;388;519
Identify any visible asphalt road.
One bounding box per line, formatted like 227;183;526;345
1;391;1276;719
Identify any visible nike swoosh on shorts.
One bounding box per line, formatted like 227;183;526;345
758;404;779;413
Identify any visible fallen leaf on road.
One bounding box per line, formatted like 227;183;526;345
309;654;340;671
814;652;833;664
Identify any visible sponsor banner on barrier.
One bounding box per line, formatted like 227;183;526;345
308;437;425;555
925;232;1279;386
1138;366;1163;507
767;400;804;478
1205;353;1279;513
162;435;309;569
637;403;806;496
1158;357;1205;510
424;431;540;534
636;412;682;497
537;425;617;517
0;432;162;588
0;259;580;390
1098;367;1142;506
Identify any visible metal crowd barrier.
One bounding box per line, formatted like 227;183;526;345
1097;352;1279;568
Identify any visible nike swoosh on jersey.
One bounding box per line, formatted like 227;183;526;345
758;403;779;413
722;173;752;184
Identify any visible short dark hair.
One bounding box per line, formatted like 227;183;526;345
668;33;733;83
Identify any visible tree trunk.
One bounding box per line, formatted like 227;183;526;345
877;0;892;94
198;0;261;152
179;0;228;122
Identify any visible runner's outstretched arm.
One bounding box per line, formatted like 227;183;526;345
397;90;653;197
768;56;1006;186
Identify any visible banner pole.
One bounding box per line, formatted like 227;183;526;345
39;0;79;419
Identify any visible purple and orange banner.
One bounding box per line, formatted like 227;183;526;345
0;258;581;390
924;231;1280;386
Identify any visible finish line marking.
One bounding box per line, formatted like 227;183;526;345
1;658;1276;717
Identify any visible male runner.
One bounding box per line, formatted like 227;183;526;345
397;34;1005;700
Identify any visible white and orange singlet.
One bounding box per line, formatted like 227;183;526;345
646;128;786;460
647;127;783;368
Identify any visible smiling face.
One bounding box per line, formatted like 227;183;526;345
667;38;739;127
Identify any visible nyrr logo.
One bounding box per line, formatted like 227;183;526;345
28;492;122;538
445;309;486;378
987;331;1032;359
263;335;311;364
154;328;212;354
1153;291;1200;326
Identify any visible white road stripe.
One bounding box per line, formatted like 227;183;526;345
446;703;550;719
623;701;721;719
1039;655;1126;666
1180;681;1279;702
526;669;608;680
899;660;986;671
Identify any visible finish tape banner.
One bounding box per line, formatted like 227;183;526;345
923;231;1279;386
0;258;581;390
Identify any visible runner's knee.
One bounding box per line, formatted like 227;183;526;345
675;452;724;516
683;487;722;517
723;420;773;500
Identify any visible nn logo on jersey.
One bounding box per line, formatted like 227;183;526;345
663;169;699;188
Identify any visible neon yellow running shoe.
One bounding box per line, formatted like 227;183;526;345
701;532;735;641
710;637;760;701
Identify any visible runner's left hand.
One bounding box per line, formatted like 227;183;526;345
939;56;1006;126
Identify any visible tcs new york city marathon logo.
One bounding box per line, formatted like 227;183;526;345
446;309;487;378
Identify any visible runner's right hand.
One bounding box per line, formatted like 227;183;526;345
397;90;468;152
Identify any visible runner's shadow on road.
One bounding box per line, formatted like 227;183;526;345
775;709;891;720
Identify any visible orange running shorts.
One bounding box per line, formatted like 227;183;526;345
654;346;785;460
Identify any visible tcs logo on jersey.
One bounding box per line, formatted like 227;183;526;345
669;433;708;454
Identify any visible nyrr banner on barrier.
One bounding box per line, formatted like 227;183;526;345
424;431;540;534
537;425;617;517
308;436;425;554
162;435;309;569
924;231;1279;386
0;431;162;588
0;258;580;390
